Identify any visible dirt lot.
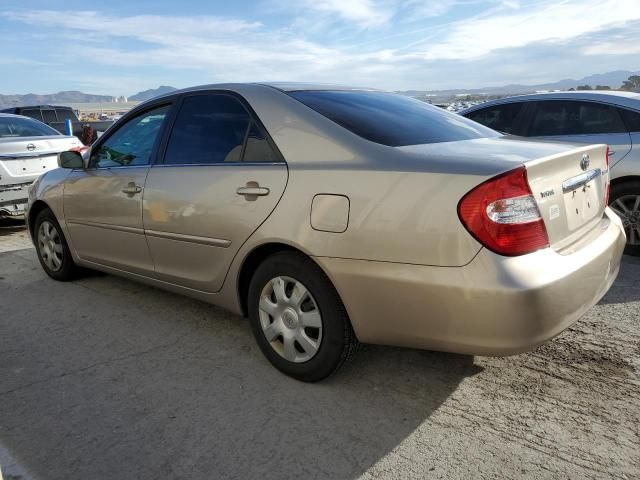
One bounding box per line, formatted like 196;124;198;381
0;220;638;480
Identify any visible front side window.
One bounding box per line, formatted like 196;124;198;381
288;90;498;147
528;101;626;137
466;103;525;134
0;116;61;138
90;105;170;168
164;94;252;165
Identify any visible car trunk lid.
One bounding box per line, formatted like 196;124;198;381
0;135;81;180
524;144;609;251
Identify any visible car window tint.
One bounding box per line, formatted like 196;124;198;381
289;91;498;147
21;109;43;122
56;109;76;122
90;105;170;168
0;116;60;138
242;122;279;162
619;108;640;133
42;109;57;123
164;94;251;165
529;100;626;136
466;103;524;134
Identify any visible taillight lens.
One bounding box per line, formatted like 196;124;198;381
604;146;611;206
458;166;549;256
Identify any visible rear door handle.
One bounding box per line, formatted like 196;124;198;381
237;182;270;198
122;182;143;195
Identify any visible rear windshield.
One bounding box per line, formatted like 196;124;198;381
289;90;498;146
0;116;61;138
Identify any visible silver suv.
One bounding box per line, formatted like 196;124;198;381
461;91;640;255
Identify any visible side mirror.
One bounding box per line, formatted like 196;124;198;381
58;151;84;169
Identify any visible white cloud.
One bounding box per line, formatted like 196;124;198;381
301;0;394;28
2;0;640;93
411;0;640;60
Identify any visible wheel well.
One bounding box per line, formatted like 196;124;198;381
611;176;640;189
237;243;307;317
27;200;50;239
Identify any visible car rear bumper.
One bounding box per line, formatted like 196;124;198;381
0;184;30;219
314;209;626;355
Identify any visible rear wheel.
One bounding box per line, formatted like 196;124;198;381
34;208;79;281
247;251;358;382
609;181;640;256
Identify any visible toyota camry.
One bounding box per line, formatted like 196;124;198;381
26;83;625;381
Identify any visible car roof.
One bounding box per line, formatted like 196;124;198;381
460;90;640;114
152;82;379;100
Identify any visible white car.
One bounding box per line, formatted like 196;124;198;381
0;113;82;219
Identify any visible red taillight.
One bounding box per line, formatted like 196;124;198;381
458;166;549;256
605;146;611;206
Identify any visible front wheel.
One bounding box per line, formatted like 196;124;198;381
34;208;79;281
609;181;640;256
247;251;358;382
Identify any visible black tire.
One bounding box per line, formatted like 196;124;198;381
609;181;640;256
247;251;358;382
33;208;79;281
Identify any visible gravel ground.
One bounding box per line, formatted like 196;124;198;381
0;220;638;480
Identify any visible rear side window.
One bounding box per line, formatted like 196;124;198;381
619;108;640;132
289;90;497;147
242;122;280;163
164;94;251;165
20;109;43;122
465;103;525;135
0;116;60;138
41;109;57;123
56;109;76;122
528;101;626;136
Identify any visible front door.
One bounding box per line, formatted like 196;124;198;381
64;104;172;274
143;92;288;292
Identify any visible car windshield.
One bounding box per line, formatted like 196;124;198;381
289;90;499;147
0;116;61;138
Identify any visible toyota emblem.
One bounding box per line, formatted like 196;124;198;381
26;143;36;152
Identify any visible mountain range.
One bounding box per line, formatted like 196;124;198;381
1;70;638;108
398;70;640;98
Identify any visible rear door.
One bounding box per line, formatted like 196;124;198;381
143;92;288;292
64;103;172;274
525;100;632;167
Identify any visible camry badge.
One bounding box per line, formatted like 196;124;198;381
580;154;590;171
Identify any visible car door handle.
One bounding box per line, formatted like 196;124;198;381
122;182;143;195
236;184;270;197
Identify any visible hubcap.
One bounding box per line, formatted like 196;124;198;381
38;220;64;271
610;195;640;246
258;276;323;363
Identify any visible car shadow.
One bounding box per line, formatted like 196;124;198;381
0;219;26;236
597;256;640;305
0;263;480;480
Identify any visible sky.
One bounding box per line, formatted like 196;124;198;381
1;0;639;95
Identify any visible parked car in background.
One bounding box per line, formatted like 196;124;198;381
26;84;624;381
0;113;82;219
461;91;640;255
0;105;113;145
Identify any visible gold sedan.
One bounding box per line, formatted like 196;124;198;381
26;84;625;381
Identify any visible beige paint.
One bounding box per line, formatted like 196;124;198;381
25;83;626;356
